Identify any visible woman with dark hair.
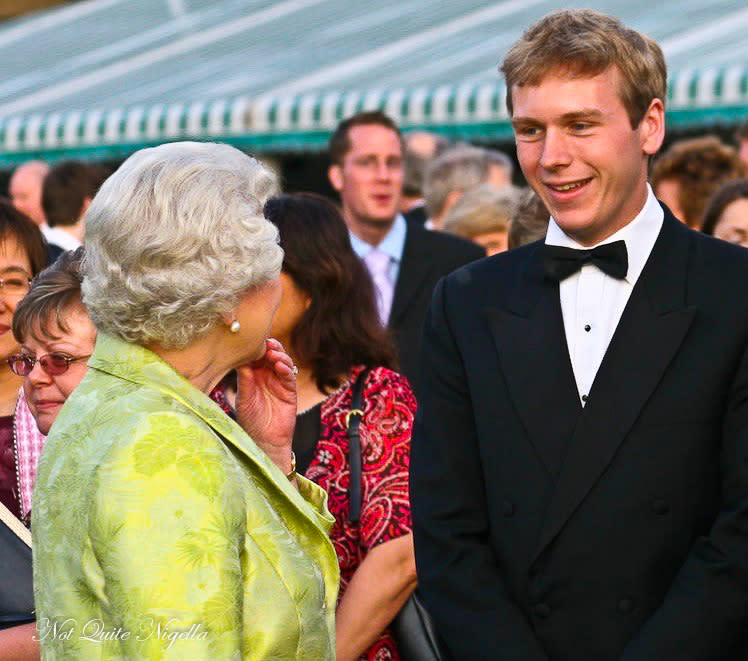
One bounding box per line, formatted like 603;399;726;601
0;198;48;659
701;178;748;247
265;192;418;661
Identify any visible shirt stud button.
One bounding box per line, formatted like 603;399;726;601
582;394;589;402
584;324;591;332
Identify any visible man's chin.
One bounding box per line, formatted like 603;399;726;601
360;214;397;227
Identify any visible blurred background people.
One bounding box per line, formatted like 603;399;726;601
442;183;519;255
9;161;48;228
651;135;745;228
400;131;450;225
327;111;483;395
737;120;748;170
41;160;110;252
0;201;47;522
265;192;417;661
9;161;62;265
701;178;748;248
33;142;339;659
0;200;48;659
508;188;551;249
424;145;513;230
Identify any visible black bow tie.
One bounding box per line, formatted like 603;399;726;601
543;240;628;281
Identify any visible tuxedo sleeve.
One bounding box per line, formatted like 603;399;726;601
410;276;549;661
621;341;748;660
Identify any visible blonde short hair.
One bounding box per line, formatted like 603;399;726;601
82;142;283;349
501;9;666;128
442;184;519;239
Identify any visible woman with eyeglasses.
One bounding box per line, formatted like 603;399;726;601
10;247;94;436
0;199;48;659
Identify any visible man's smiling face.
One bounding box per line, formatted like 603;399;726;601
511;66;664;246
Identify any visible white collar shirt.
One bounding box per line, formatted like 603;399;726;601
544;184;664;405
42;225;82;251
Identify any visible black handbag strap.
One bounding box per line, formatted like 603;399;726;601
346;367;372;523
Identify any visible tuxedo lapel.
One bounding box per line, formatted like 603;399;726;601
486;243;582;479
389;221;430;326
534;213;696;558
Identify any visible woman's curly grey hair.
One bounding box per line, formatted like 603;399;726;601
82;141;283;349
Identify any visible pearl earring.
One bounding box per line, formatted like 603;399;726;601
230;320;240;333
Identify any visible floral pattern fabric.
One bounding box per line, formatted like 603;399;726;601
32;333;339;660
305;365;417;660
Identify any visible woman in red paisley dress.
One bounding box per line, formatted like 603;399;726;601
265;193;417;661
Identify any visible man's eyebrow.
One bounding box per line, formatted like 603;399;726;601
559;109;605;122
511;109;606;126
510;116;539;127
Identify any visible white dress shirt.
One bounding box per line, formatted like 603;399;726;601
349;214;407;323
42;225;82;251
545;185;663;405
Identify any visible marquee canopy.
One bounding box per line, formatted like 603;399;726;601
0;0;746;165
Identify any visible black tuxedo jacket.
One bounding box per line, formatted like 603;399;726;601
411;209;748;660
389;220;484;394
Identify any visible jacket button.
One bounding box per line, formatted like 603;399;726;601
618;598;633;613
534;603;551;618
501;500;515;517
652;499;669;515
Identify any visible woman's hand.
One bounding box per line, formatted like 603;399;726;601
234;338;297;475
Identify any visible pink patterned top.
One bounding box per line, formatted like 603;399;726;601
305;365;417;660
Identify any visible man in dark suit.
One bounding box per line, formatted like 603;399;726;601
411;9;748;661
327;111;484;393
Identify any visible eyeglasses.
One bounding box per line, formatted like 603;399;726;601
0;276;31;298
7;352;91;377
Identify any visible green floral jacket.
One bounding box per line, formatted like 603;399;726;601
32;333;339;659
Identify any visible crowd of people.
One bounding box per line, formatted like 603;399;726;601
0;7;747;660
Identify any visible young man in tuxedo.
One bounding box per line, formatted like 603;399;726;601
411;9;748;660
327;111;484;394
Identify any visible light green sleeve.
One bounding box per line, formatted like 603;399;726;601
85;411;244;659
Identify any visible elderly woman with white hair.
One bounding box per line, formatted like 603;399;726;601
32;142;339;659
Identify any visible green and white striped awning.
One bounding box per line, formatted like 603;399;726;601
0;0;747;166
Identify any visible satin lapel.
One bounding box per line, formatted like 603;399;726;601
534;213;696;558
389;221;431;327
486;243;582;479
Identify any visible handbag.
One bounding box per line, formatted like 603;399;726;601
0;501;34;630
346;368;447;661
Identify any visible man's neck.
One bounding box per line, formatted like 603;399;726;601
345;214;396;247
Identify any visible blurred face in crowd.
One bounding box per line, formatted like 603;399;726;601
654;179;687;224
712;198;748;248
487;164;512;189
511;66;664;246
329;124;404;235
739;139;748;171
0;235;32;363
21;303;96;435
472;230;508;256
9;164;47;227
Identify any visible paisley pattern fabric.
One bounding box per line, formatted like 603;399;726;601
306;365;416;660
32;333;339;660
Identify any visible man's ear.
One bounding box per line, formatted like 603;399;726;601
328;164;343;192
640;98;665;157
